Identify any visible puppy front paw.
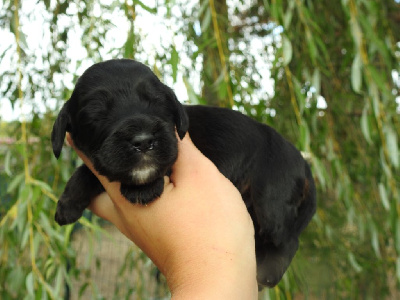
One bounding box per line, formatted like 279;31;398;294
55;195;85;225
120;178;164;205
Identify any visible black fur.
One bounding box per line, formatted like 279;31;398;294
51;59;316;288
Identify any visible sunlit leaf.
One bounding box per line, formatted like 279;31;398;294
6;172;24;194
183;77;202;104
385;126;399;168
4;149;13;176
54;268;64;295
124;25;135;59
348;253;362;273
299;122;310;150
282;36;292;66
25;272;34;296
350;18;363;48
170;46;179;83
44;258;55;279
369;82;380;116
312;68;321;95
283;1;295;28
201;7;211;33
368;65;389;94
30;179;52;193
360;105;373;144
196;0;210;20
306;29;318;64
217;80;227;99
370;223;382;259
311;156;327;190
351;53;362;93
20;226;29;249
378;183;390;211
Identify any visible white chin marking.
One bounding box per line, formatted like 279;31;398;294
131;167;156;184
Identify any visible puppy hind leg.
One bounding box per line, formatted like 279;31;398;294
255;237;299;288
248;205;289;288
55;164;105;225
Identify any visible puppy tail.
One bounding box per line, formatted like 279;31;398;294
51;101;71;159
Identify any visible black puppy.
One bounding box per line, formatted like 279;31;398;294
52;59;316;288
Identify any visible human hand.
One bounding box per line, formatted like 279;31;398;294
66;133;258;299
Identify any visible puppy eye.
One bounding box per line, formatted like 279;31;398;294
115;132;132;141
124;136;134;142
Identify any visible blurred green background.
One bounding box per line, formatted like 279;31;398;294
0;0;399;299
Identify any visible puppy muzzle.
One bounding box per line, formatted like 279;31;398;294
131;133;156;152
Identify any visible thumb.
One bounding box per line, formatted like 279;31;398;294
170;134;220;186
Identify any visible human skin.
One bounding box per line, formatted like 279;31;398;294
66;133;258;299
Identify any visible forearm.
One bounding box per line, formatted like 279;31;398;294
169;258;258;300
164;237;258;299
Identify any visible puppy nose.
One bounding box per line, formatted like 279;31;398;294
131;133;155;152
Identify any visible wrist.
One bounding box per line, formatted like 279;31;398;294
165;244;258;299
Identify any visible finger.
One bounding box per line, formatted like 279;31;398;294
66;133;97;175
171;134;219;186
163;176;174;195
89;192;119;222
163;175;170;187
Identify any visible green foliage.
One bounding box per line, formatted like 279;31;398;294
258;0;400;298
0;0;399;298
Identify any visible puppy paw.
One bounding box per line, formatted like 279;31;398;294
121;178;164;205
55;196;85;226
55;164;101;225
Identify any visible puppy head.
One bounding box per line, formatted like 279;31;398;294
92;113;178;185
51;59;189;185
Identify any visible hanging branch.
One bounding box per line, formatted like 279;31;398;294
209;0;234;107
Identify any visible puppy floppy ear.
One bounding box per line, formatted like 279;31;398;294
166;88;189;140
51;101;71;159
